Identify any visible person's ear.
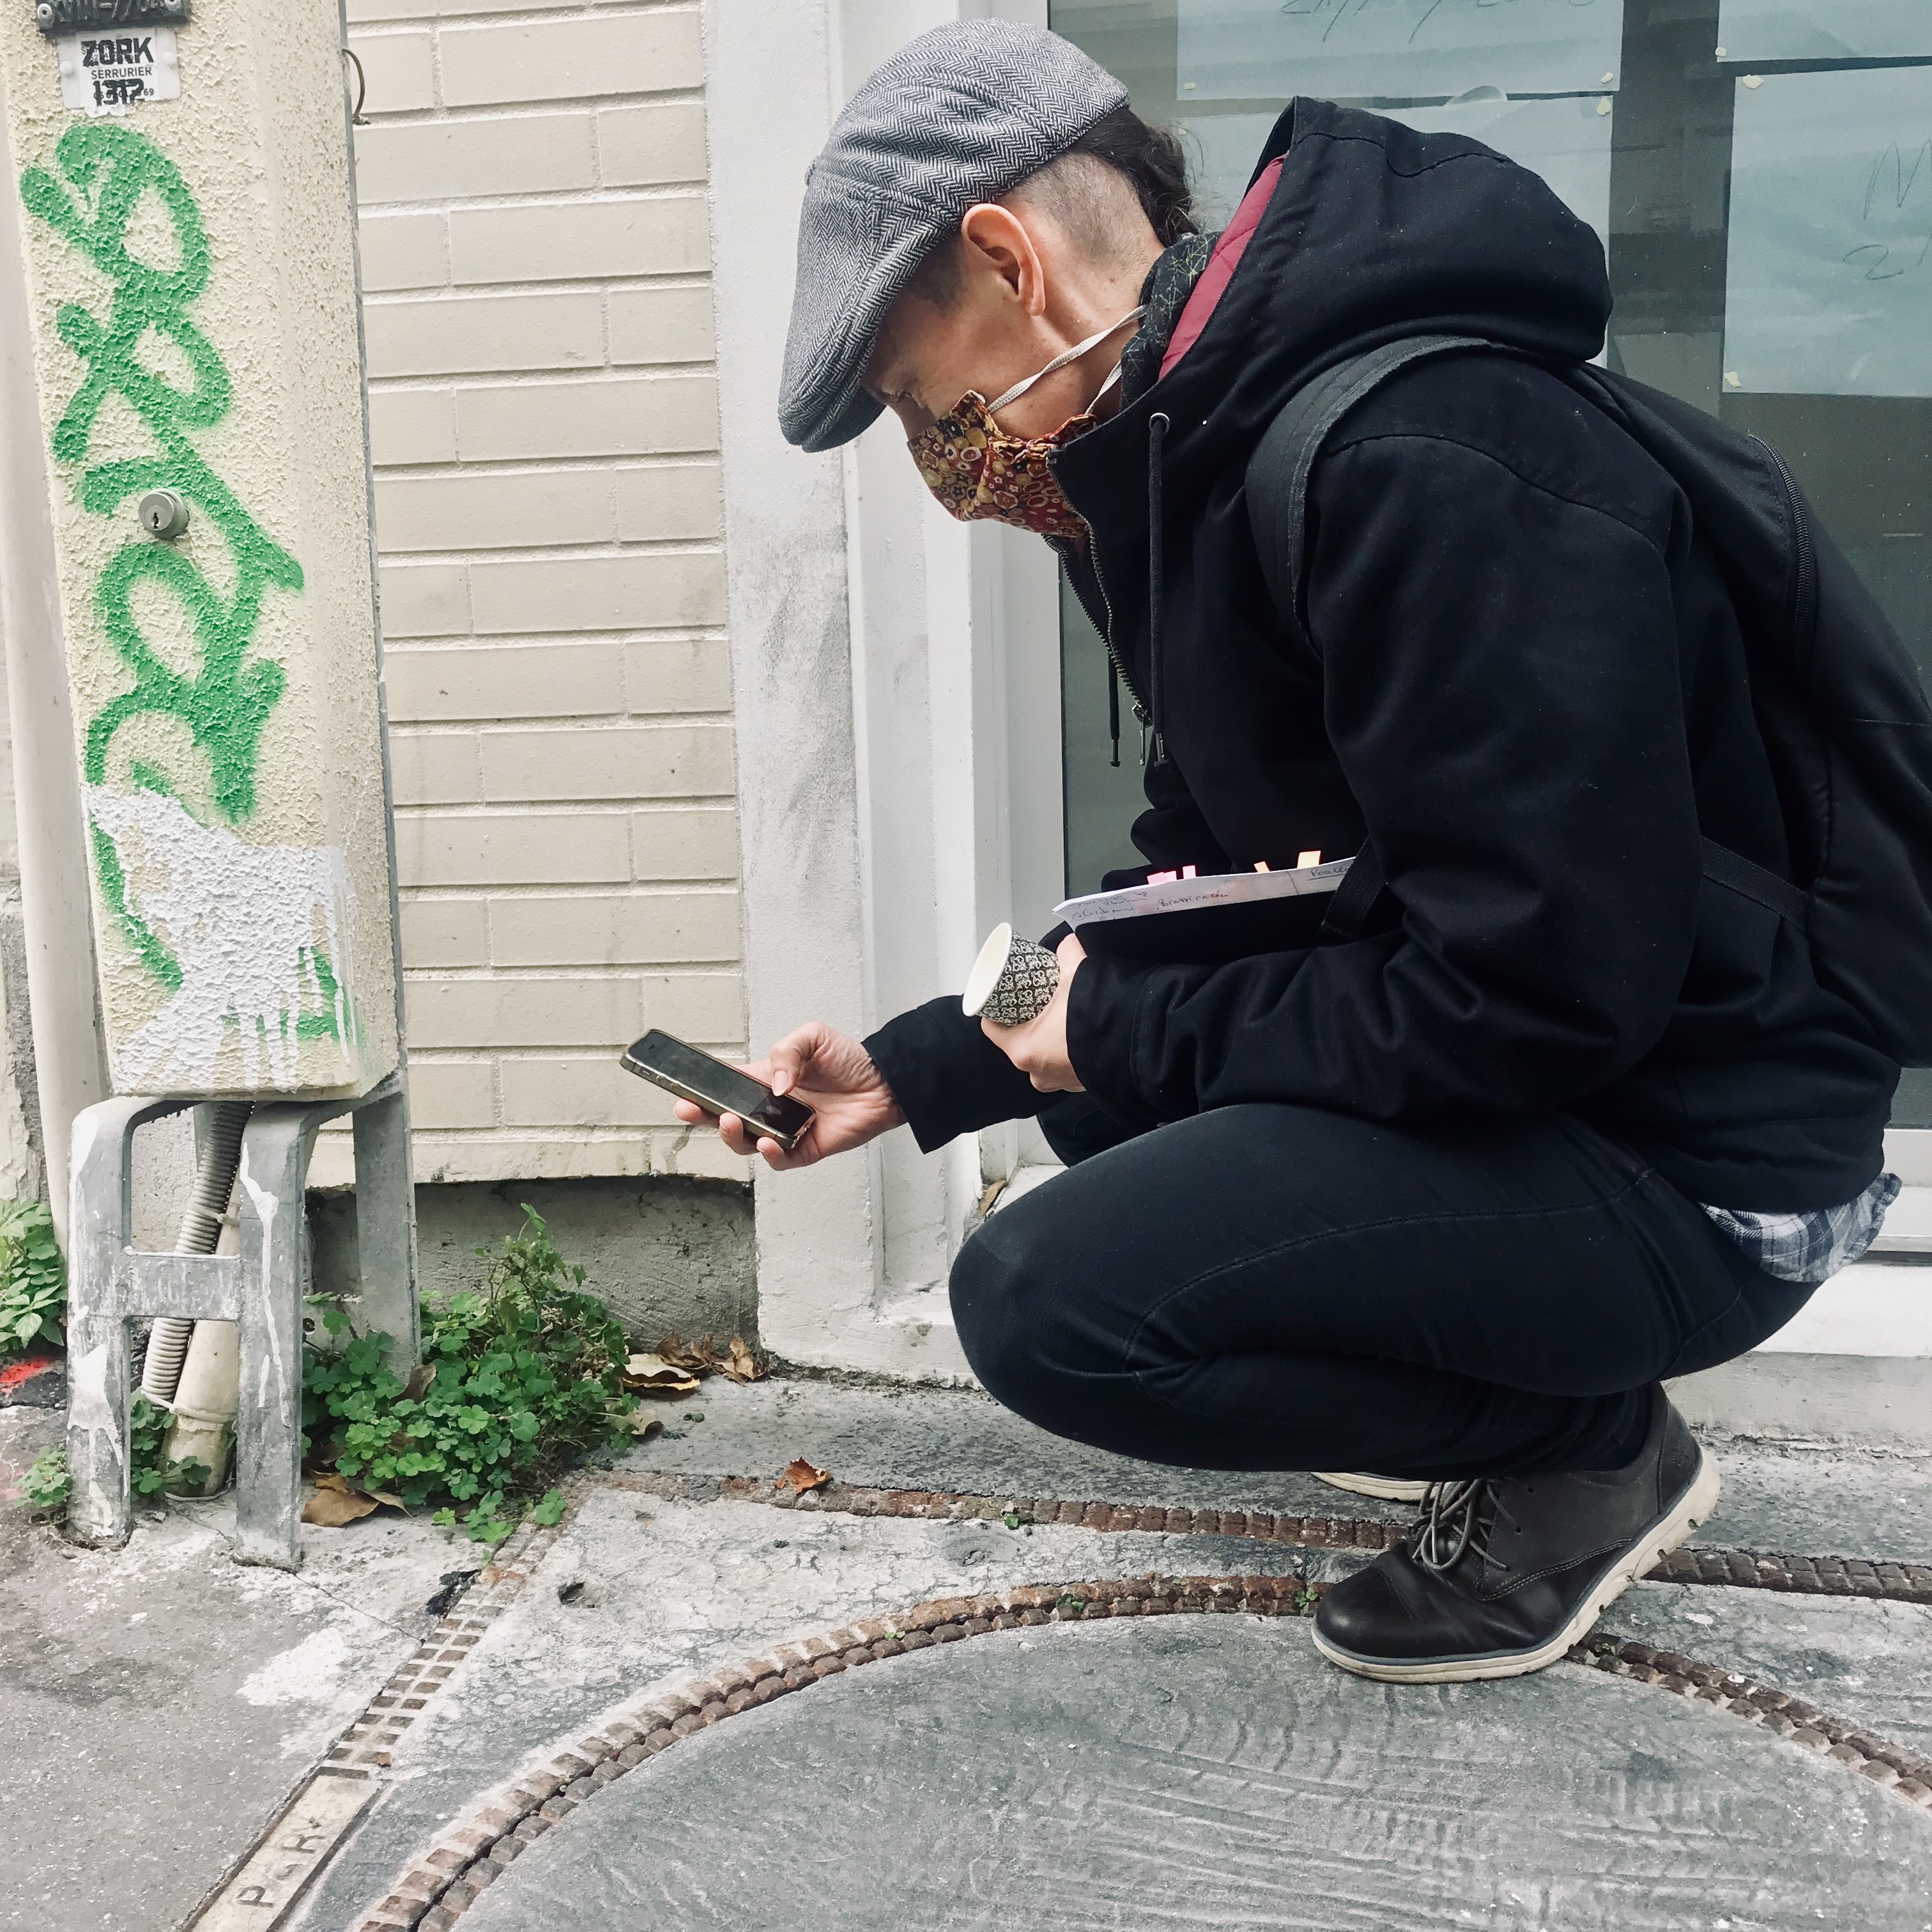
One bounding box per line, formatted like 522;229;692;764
958;202;1047;318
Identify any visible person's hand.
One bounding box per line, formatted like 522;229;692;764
670;1022;904;1171
980;933;1086;1092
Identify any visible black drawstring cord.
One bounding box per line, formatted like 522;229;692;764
1107;658;1121;767
1147;411;1169;767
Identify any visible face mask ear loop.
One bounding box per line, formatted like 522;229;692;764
987;306;1147;417
1147;411;1170;769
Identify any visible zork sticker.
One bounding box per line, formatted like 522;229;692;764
57;28;180;115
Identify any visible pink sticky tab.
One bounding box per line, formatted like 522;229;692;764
1297;850;1322;868
1181;865;1198;878
1146;870;1179;885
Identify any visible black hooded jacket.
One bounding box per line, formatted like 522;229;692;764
864;100;1897;1211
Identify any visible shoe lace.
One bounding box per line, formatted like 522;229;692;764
1412;1478;1496;1577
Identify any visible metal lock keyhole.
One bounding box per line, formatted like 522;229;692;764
138;489;190;540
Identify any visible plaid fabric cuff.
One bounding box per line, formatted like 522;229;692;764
1702;1172;1903;1285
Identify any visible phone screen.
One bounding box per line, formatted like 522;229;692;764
620;1030;816;1148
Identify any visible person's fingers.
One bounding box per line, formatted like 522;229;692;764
671;1098;704;1125
756;1129;822;1170
765;1021;829;1096
714;1111;755;1156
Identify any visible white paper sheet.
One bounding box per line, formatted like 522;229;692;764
1183;94;1613;245
1176;0;1624;105
55;28;180;114
1715;0;1932;61
1724;67;1932;397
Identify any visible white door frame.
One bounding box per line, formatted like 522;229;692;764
703;0;1061;1379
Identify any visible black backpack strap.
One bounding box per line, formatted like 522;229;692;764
1701;838;1810;931
1321;839;1386;941
1245;341;1498;946
1245;334;1498;649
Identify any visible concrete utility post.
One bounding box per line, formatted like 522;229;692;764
0;0;417;1562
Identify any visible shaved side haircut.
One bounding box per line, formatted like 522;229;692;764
905;103;1197;308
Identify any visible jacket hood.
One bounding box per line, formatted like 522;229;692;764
1054;98;1612;529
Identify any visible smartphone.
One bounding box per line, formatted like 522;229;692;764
620;1029;816;1153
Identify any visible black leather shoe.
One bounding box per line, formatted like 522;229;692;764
1312;1387;1718;1682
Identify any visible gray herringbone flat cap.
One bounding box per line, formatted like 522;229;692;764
779;21;1128;453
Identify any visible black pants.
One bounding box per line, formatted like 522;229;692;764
950;1103;1813;1480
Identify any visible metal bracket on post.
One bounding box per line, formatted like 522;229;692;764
32;0;190;38
65;1070;415;1570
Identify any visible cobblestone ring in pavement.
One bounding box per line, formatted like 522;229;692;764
357;1569;1932;1932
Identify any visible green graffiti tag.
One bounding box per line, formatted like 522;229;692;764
19;124;355;1069
19;121;300;823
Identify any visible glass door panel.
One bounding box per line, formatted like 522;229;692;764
1048;0;1932;1124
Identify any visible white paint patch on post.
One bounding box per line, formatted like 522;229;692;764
237;1145;283;1414
66;1338;112;1434
85;787;358;1093
65;1337;116;1522
67;1102;98;1190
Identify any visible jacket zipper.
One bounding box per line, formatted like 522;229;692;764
1754;434;1818;648
1049;441;1151;726
1061;519;1149;724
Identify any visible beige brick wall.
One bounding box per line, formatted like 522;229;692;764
340;0;746;1185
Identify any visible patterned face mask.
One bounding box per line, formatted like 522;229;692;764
907;307;1144;541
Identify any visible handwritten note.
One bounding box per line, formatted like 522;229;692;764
1724;67;1932;397
1176;0;1624;105
1184;95;1611;244
1716;0;1932;62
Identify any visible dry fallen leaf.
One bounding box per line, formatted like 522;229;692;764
783;1457;831;1494
302;1483;379;1528
654;1331;716;1376
716;1335;763;1385
303;1471;404;1524
403;1361;438;1401
613;1408;665;1439
622;1352;701;1395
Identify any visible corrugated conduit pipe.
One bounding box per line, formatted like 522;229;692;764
139;1100;252;1404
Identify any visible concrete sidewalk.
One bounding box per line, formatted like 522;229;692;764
3;1378;1929;1931
0;1401;454;1930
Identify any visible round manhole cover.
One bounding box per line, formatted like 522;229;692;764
465;1616;1931;1931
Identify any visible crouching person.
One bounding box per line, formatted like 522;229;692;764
677;24;1912;1682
